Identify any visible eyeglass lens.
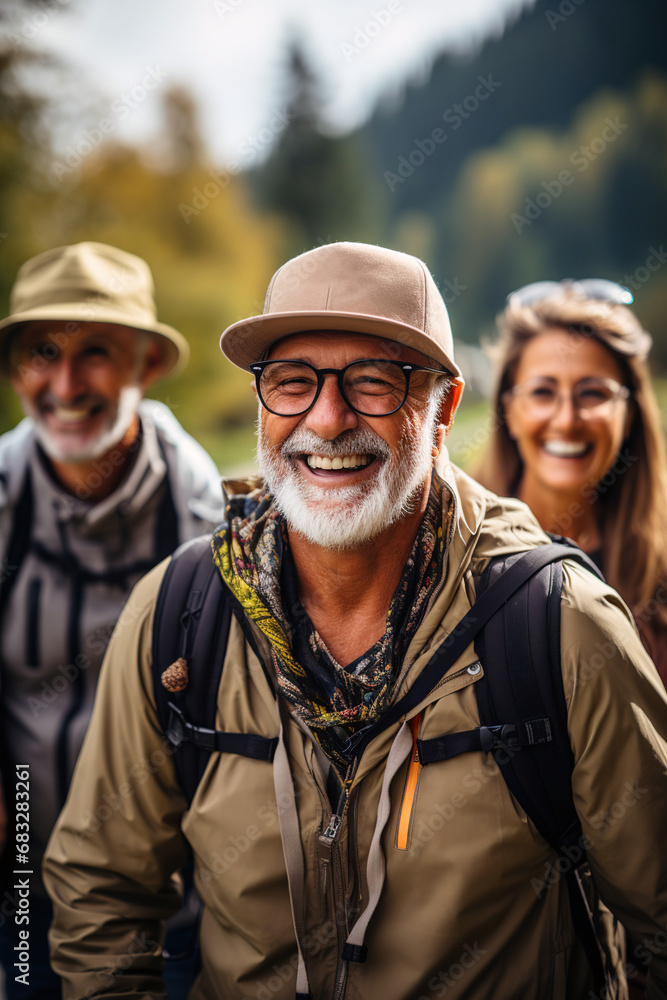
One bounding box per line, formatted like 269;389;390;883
513;378;628;417
258;360;414;415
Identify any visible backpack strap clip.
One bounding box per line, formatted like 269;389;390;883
479;723;517;753
166;702;190;749
166;701;278;761
417;718;552;764
481;718;552;751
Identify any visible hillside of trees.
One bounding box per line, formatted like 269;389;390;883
0;0;664;471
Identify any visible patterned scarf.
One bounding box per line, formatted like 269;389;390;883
211;476;450;771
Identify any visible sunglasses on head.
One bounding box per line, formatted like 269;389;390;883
507;279;634;307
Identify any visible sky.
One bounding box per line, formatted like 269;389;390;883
11;0;535;167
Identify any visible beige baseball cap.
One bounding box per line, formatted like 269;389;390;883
0;241;189;377
220;241;462;377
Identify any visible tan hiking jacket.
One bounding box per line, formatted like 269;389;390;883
43;463;667;1000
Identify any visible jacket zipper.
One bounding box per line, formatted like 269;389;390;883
396;713;423;851
318;812;341;913
319;752;363;1000
331;825;348;1000
318;807;349;1000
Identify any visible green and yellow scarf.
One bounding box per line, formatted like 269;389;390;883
211;477;449;771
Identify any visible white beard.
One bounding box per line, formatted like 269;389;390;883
27;385;142;464
257;397;440;551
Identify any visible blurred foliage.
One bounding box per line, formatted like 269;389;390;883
433;73;667;369
249;41;387;257
362;0;667;374
0;59;290;467
367;0;667;217
0;0;665;475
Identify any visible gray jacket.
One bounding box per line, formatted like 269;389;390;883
0;399;225;890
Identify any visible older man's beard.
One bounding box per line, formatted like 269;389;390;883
26;385;142;464
256;398;441;550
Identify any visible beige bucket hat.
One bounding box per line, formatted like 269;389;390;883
220;241;462;377
0;241;189;377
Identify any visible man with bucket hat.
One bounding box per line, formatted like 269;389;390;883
0;242;225;999
44;242;667;999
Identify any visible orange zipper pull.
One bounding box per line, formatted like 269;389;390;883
396;713;422;851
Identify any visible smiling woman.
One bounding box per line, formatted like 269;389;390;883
475;285;667;684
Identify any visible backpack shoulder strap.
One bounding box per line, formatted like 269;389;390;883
341;542;597;762
473;537;603;850
154;467;180;562
0;469;33;624
152;532;277;806
152;534;225;804
473;550;577;850
473;545;609;993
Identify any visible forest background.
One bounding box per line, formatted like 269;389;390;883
1;0;666;473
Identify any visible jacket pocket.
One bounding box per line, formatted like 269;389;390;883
393;663;486;851
395;713;423;850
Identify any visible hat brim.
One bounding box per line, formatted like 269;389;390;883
0;305;189;379
220;310;462;378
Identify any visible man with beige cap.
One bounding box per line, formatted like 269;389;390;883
44;242;667;999
0;242;225;999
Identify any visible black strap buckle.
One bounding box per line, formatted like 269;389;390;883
479;724;518;753
166;702;189;749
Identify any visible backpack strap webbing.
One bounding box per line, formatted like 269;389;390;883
0;469;33;625
0;470;34;888
340;543;599;763
474;547;609;993
152;533;277;805
474;552;577;850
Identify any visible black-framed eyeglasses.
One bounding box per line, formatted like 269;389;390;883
250;358;451;417
507;279;634;307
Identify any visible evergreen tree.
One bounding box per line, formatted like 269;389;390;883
251;39;386;254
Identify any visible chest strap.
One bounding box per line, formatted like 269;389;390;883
166;702;278;762
416;718;553;764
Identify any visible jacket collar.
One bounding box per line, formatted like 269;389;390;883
27;413;167;533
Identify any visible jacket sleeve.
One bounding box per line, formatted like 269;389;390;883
43;559;189;1000
561;562;667;1000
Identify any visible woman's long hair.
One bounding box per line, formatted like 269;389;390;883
476;292;667;630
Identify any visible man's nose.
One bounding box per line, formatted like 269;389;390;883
303;373;358;440
49;356;84;401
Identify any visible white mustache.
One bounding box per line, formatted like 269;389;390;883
280;427;391;460
38;391;105;409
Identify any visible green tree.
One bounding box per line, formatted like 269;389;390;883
0;2;65;426
251;40;386;254
20;88;288;470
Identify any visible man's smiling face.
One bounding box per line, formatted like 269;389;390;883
9;320;158;464
256;331;450;550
